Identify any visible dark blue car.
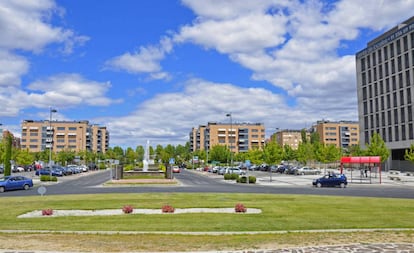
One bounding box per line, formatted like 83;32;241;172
312;173;347;188
0;175;33;192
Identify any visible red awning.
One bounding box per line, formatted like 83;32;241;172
340;156;381;164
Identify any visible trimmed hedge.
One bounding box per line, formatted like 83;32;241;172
224;173;239;180
40;175;58;182
237;176;256;184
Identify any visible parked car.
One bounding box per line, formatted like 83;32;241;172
227;167;246;175
313;173;348;188
296;167;321;175
0;175;33;192
172;166;180;173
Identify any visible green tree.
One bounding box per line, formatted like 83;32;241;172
310;131;320;144
365;132;390;162
348;144;365;156
244;148;264;165
15;149;35;165
404;144;414;163
296;142;314;165
301;129;308;143
282;144;297;162
135;146;145;162
209;145;230;164
263;142;283;165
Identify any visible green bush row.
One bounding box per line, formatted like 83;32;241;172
224;173;239;180
237;176;256;184
40;175;58;182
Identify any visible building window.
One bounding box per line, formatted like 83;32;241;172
401;107;405;123
30;132;38;136
396;39;401;55
387;110;392;126
397;56;402;72
394;126;399;141
394;109;398;124
408;106;413;121
361;58;366;71
391;59;395;74
30;139;38;142
399;73;403;88
388;127;392;142
29;145;38;149
57;127;65;130
400;90;405;105
409;123;413;139
384;46;388;60
381;111;385;126
387;94;391;108
363;101;368;114
390;43;394;57
405;53;409;69
403;35;408;51
406;71;411;86
385;62;389;76
69;127;77;131
378;49;382;63
386;78;390;92
393;92;397;107
57;139;64;143
402;125;406;141
381;96;385;110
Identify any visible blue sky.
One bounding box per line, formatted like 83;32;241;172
1;0;414;148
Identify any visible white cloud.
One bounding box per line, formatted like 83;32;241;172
105;37;173;80
98;78;318;147
26;73;122;108
0;0;88;53
0;50;29;87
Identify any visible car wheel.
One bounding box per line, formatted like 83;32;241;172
340;183;346;188
23;184;30;190
0;187;4;193
316;182;322;188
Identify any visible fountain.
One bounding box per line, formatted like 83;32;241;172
143;140;150;172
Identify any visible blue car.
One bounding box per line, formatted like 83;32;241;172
0;175;34;192
312;173;347;188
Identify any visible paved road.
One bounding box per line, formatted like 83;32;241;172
1;168;414;199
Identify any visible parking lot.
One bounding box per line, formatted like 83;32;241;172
197;168;414;187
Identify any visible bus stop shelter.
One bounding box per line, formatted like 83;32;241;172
340;156;382;184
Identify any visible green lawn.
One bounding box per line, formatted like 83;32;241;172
3;193;414;232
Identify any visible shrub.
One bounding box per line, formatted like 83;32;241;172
239;176;247;183
42;209;53;216
235;203;247;213
224;173;239;180
40;175;58;182
248;176;256;184
162;204;175;213
122;205;134;214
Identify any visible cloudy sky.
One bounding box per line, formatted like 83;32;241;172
1;0;413;148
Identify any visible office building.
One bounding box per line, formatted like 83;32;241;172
190;122;265;153
312;120;359;149
356;16;414;170
21;120;109;153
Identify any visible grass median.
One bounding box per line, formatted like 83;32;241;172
1;193;414;251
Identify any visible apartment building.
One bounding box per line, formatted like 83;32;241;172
190;122;265;153
270;129;306;150
21;120;109;153
312;120;359;149
356;16;414;170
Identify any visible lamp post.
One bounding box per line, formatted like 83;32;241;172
226;113;233;168
49;108;57;176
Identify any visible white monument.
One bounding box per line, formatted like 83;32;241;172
143;140;150;172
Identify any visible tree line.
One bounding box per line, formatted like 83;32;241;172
3;132;414;176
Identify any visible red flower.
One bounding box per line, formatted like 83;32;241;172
234;203;247;213
122;205;134;214
162;204;175;213
42;209;53;216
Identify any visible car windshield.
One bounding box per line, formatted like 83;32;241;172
0;176;9;182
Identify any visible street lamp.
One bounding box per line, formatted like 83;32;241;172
226;113;233;168
49;108;57;175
